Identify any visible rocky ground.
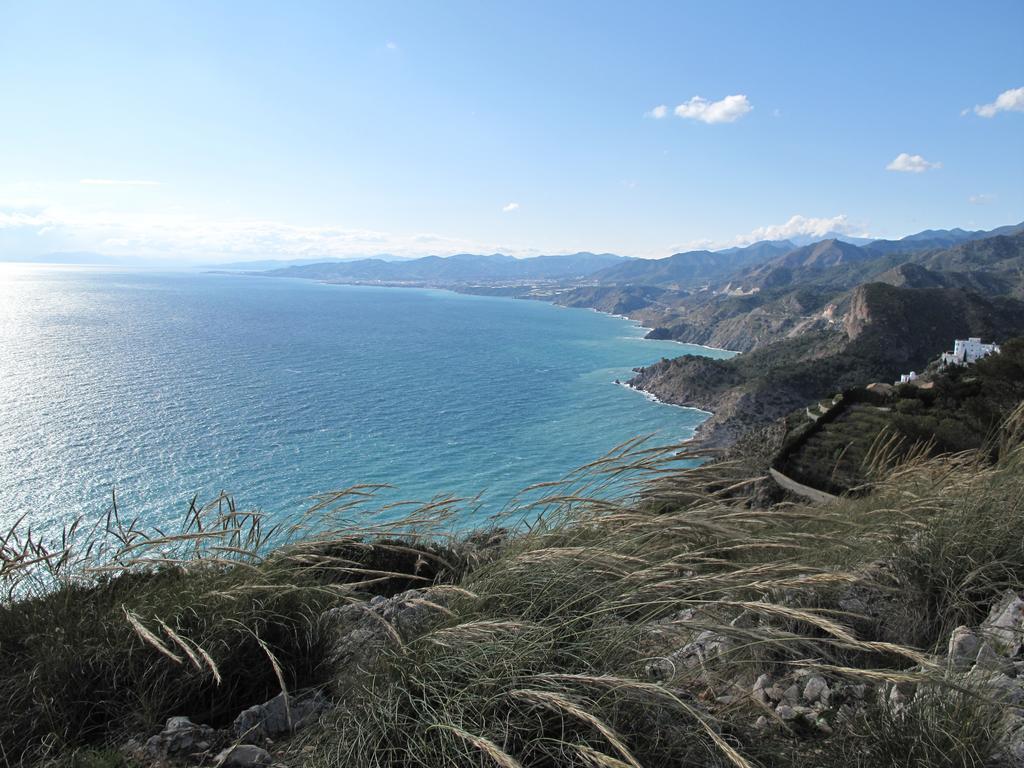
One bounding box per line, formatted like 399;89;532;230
127;583;1024;767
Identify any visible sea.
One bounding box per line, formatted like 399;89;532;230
0;265;733;537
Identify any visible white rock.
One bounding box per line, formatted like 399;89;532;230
751;674;772;706
764;684;785;702
966;668;1024;706
233;690;327;743
802;675;829;705
982;590;1024;657
975;640;1015;675
887;681;916;709
775;704;797;721
1002;715;1024;766
776;704;815;723
216;744;273;767
947;625;982;668
323;587;451;677
144;716;216;759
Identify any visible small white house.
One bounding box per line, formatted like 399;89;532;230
940;337;1000;367
899;371;918;384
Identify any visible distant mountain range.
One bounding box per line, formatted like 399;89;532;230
263;252;629;283
568;227;1024;355
206;254;415;270
607;222;1024;446
582;222;1024;290
629;275;1024;446
5;223;1019;277
866;222;1024;252
788;231;876;247
253;222;1021;290
584;241;795;287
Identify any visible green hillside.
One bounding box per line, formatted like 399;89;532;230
775;337;1024;493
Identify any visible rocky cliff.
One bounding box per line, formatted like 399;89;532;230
582;232;1024;356
631;283;1024;447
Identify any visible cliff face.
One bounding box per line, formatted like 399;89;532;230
628;331;849;447
631;283;1024;447
842;283;1024;363
551;285;682;319
581;233;1024;357
639;286;839;353
842;284;873;340
628;355;743;413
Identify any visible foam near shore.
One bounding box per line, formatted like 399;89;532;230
613;379;713;418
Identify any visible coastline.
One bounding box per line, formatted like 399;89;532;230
291;275;739;358
271;275;737;444
638;327;739;355
529;288;733;445
557;303;741;444
255;270;742;358
573;305;740;355
614;379;714;420
614;379;721;446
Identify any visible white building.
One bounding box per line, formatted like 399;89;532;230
899;371;918;384
940;337;1000;367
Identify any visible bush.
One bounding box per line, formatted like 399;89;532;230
0;494;467;762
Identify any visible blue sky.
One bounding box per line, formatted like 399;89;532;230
0;0;1021;261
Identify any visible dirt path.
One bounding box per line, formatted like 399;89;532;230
768;468;839;504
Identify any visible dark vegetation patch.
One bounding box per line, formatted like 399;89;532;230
775;338;1024;493
0;506;483;764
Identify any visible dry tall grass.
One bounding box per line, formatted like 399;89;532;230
3;407;1023;767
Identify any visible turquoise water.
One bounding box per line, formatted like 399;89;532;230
0;265;732;534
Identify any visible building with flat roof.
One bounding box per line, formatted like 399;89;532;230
940;337;1000;367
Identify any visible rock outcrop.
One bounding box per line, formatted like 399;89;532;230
215;745;273;767
234;690;328;744
141;716;220;762
322;586;453;682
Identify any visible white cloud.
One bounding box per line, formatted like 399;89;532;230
667;237;715;253
886;153;942;173
969;193;996;205
733;214;868;245
386;41;398;50
647;104;668;119
673;94;752;124
502;202;520;212
0;202;545;261
971;86;1024;118
79;179;162;186
0;209;49;229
